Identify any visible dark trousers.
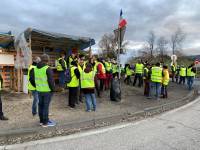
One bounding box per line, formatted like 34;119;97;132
133;74;142;87
38;92;52;124
144;79;150;96
161;85;168;98
124;76;131;85
179;76;185;84
68;87;78;108
0;92;4;117
171;72;175;82
58;71;65;87
100;79;104;91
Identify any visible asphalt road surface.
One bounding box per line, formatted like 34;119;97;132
2;97;200;150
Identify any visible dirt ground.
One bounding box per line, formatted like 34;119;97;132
0;81;190;132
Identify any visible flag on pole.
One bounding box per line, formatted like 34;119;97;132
118;9;127;29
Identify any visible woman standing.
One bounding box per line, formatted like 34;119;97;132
80;63;96;112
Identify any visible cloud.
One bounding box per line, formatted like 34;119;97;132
0;0;200;55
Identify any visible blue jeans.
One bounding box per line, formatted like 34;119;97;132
84;93;96;111
38;92;52;124
150;82;161;98
31;90;39;115
58;71;65;87
187;76;194;90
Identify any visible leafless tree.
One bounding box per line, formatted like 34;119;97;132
156;36;168;62
170;27;186;55
98;33;129;58
147;31;156;58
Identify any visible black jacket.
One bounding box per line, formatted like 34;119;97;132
30;62;55;92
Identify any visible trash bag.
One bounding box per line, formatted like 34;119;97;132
110;77;121;102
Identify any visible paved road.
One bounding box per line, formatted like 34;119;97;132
2;97;200;150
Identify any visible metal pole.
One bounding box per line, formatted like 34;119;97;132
117;28;121;79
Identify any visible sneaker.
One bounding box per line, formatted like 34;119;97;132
0;116;8;121
86;110;91;112
39;122;43;126
42;120;56;127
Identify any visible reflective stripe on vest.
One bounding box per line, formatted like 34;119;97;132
67;66;79;87
151;66;162;83
180;67;186;77
56;58;67;71
187;67;195;77
28;65;36;90
34;66;51;92
162;69;169;85
81;70;95;89
135;63;144;74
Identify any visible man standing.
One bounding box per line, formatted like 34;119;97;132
187;63;196;90
56;53;67;89
143;63;150;97
179;65;186;84
67;61;80;108
149;62;163;100
133;60;144;87
104;59;112;90
0;73;8;120
28;57;41;116
171;63;176;82
30;54;56;127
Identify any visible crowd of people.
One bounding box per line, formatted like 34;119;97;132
0;52;197;128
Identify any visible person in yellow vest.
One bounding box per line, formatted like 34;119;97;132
30;54;56;127
179;65;186;84
67;61;80;108
171;63;176;82
124;64;133;85
0;73;8;120
133;60;144;87
104;58;112;90
56;53;67;89
143;63;150;97
161;65;170;98
81;63;96;112
28;56;41;116
78;54;86;103
187;63;196;90
67;53;77;68
149;62;163;100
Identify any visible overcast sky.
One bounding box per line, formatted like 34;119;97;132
1;0;200;55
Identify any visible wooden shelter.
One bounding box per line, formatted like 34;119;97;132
0;32;15;90
15;28;95;92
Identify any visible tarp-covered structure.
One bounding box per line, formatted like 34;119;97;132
0;31;14;48
15;28;95;69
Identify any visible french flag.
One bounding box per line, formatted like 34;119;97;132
118;9;127;29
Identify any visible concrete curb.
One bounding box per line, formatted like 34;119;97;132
0;90;197;145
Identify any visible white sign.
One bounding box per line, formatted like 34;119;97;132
171;55;177;61
0;54;14;65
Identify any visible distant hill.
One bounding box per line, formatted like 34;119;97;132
186;55;200;60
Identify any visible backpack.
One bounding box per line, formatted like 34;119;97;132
65;68;72;83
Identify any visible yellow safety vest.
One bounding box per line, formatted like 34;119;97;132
56;58;67;71
143;67;149;79
112;64;118;74
180;67;186;77
151;66;163;83
67;66;79;87
162;69;169;86
187;67;195;77
28;65;36;91
81;70;95;89
135;63;144;74
126;68;133;76
105;62;112;72
78;63;86;73
34;65;51;92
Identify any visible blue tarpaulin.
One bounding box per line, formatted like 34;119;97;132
0;31;14;48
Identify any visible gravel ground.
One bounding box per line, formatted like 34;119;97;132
0;81;190;131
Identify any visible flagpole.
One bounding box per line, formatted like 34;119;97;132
117;27;121;79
